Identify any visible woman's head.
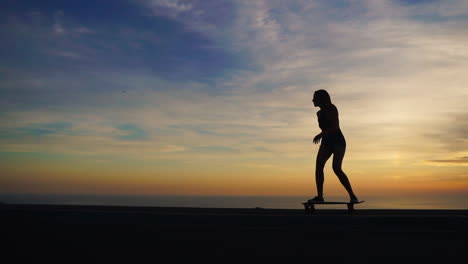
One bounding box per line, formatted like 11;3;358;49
312;89;332;107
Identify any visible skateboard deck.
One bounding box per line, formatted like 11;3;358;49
302;201;365;214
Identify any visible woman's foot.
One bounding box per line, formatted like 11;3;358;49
308;196;324;203
350;196;359;203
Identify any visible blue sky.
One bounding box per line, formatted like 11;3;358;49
1;0;467;196
0;0;245;87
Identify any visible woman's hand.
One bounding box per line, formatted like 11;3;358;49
313;133;322;144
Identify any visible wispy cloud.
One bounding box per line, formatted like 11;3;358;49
160;145;187;153
0;122;73;139
116;124;148;141
53;22;66;34
143;0;193;14
426;157;468;166
48;50;84;59
134;0;235;41
74;26;94;34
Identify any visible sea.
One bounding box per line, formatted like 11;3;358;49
1;193;467;209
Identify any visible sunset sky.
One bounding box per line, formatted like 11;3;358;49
1;0;467;199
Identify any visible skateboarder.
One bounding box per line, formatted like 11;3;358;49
309;90;358;204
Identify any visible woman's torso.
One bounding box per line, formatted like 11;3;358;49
317;104;346;147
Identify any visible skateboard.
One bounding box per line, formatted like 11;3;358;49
302;200;365;214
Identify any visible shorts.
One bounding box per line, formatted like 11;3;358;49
321;130;346;148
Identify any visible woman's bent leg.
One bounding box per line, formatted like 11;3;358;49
332;146;357;200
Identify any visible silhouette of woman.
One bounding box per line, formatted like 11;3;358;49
309;90;358;203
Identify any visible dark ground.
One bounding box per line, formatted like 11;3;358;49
2;204;467;261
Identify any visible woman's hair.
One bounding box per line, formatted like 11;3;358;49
314;89;332;106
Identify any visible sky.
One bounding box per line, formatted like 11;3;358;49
1;0;467;199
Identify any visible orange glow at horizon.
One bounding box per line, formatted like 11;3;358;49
1;156;467;197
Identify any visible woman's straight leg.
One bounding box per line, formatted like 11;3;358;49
315;144;333;198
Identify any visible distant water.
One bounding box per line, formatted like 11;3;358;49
1;193;467;209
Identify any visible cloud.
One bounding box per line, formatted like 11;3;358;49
401;0;468;17
74;26;94;34
422;112;468;153
146;0;193;13
0;122;73;139
191;145;239;153
426;157;468;166
53;23;66;34
134;0;236;41
48;50;84;59
116;124;148;141
160;145;187;153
